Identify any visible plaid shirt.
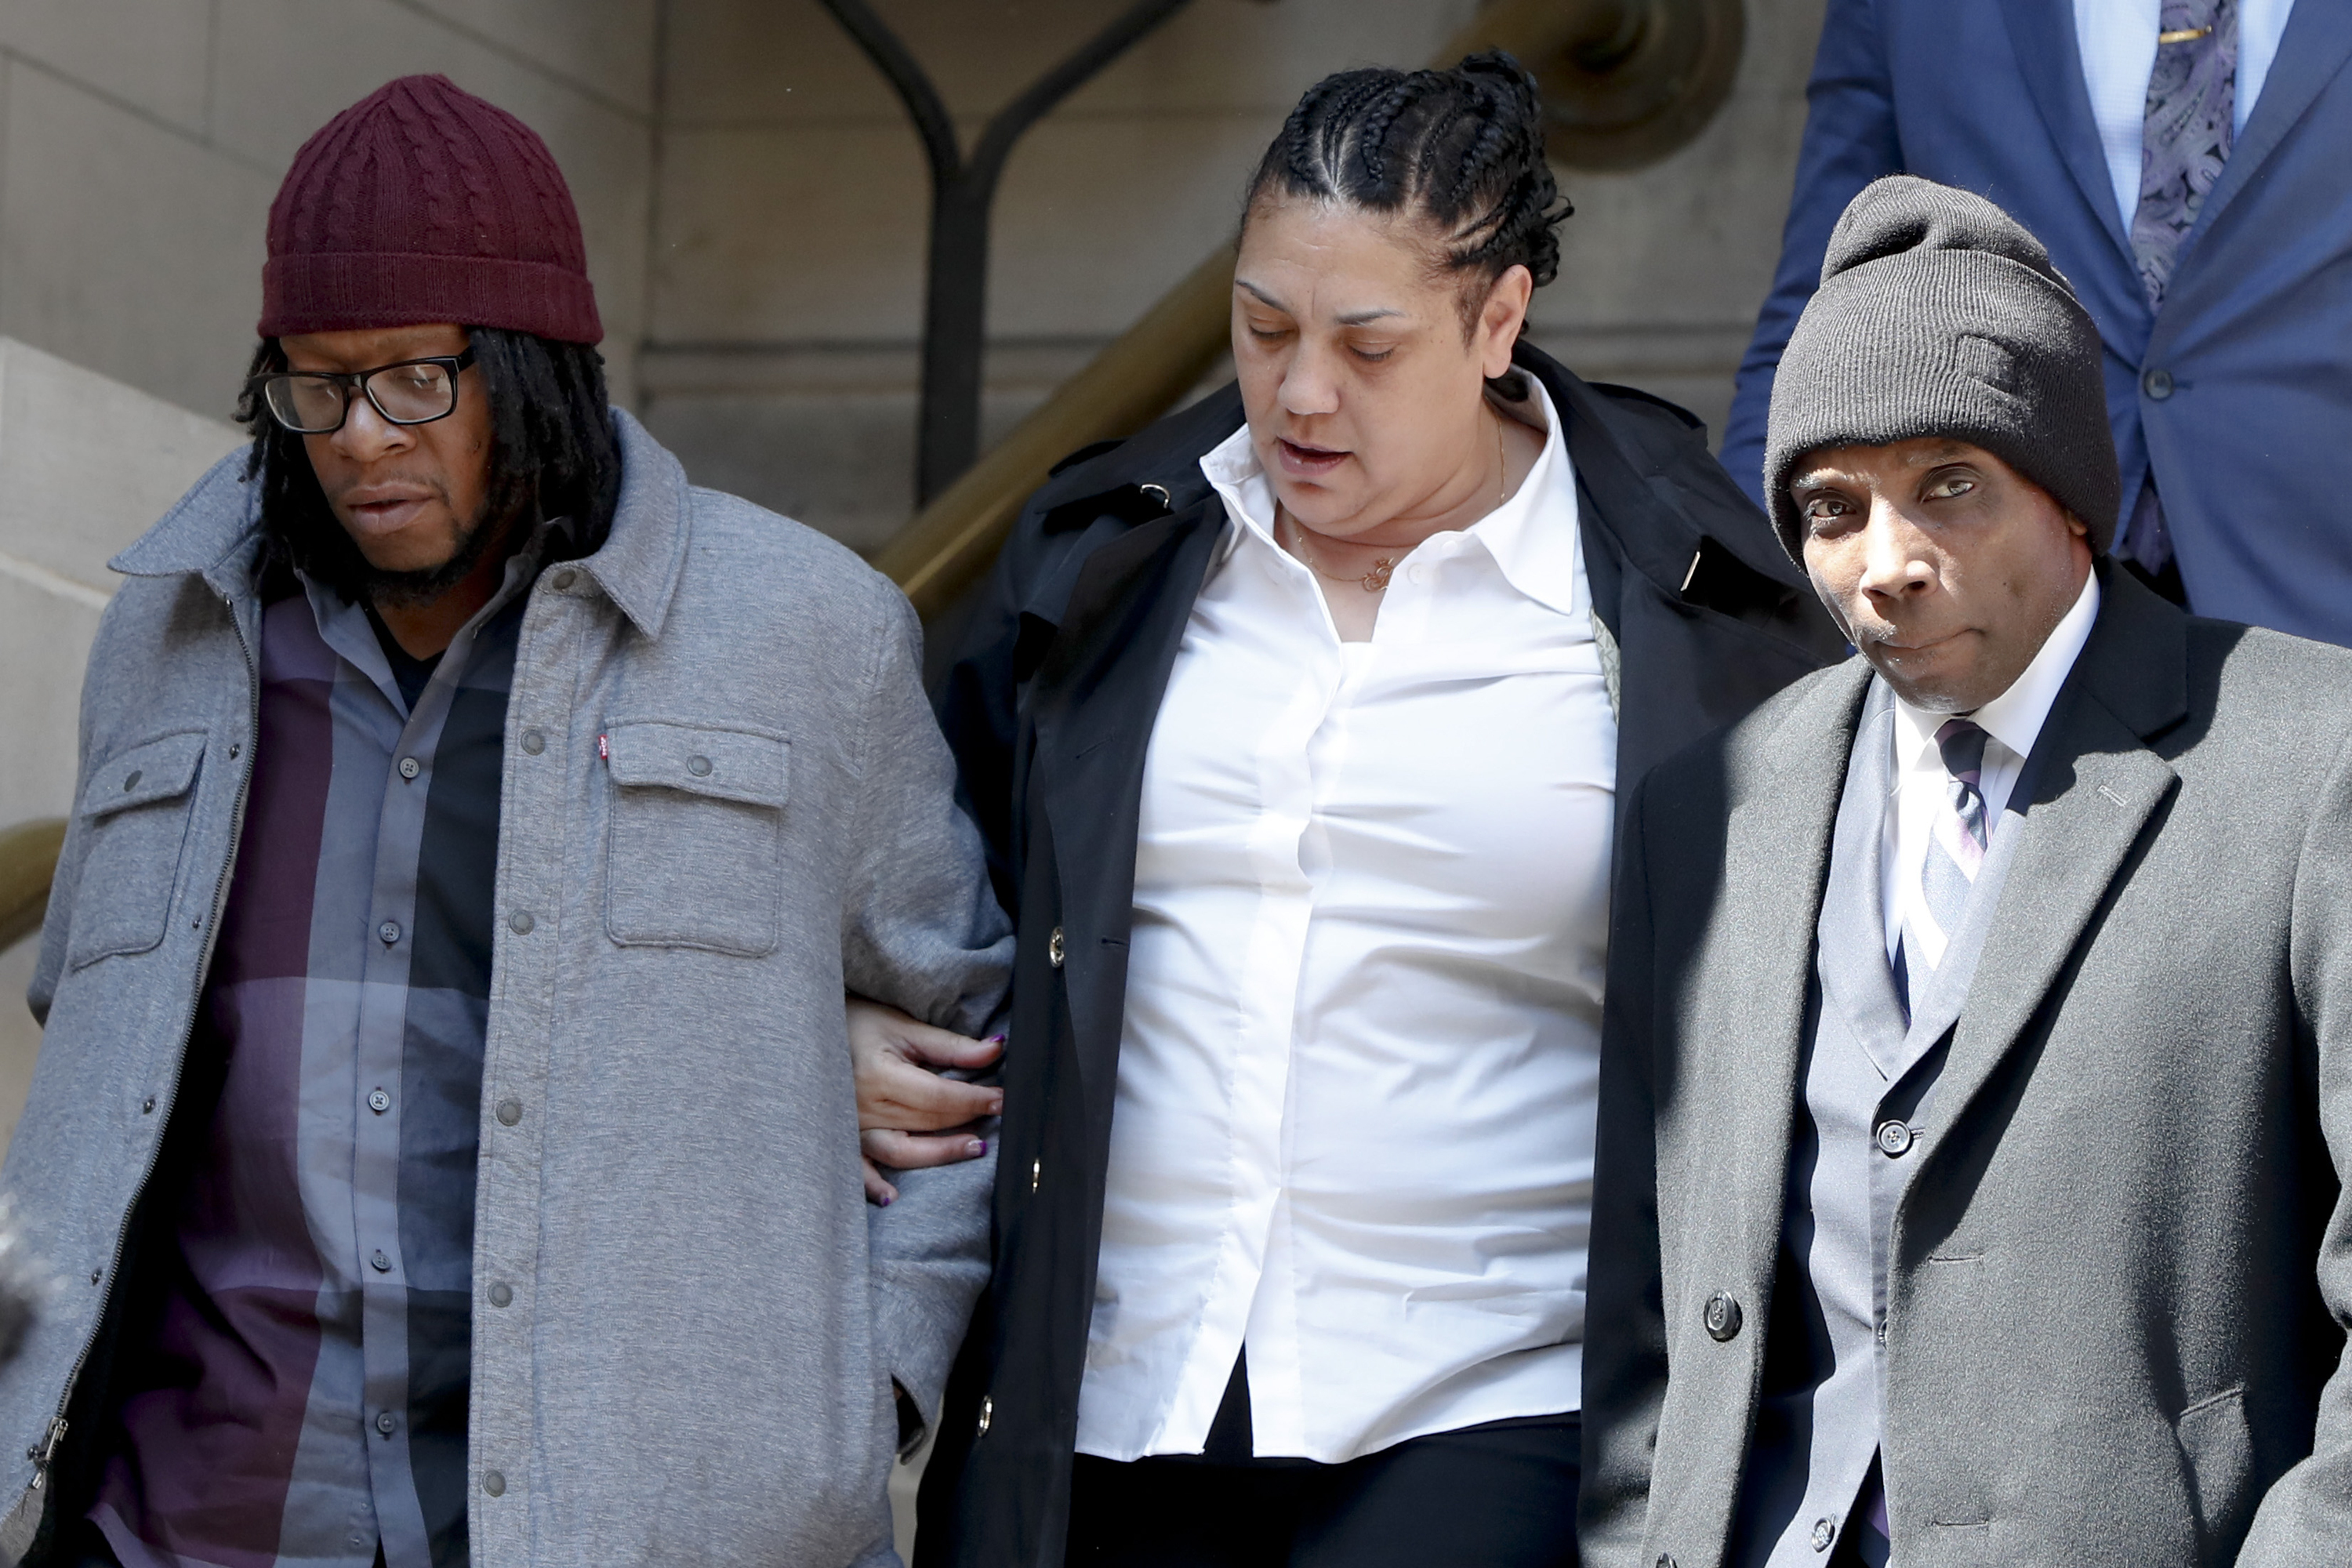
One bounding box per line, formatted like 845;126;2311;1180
90;535;555;1568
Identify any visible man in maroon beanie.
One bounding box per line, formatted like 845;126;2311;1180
0;75;1010;1568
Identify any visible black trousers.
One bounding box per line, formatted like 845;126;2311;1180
1065;1356;1581;1568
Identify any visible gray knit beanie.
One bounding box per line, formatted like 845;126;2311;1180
1763;175;2119;559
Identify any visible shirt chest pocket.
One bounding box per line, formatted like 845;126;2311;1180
603;720;791;957
67;730;207;971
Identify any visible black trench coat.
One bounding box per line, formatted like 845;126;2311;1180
913;343;1844;1568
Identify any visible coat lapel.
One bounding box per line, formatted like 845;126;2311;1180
1028;500;1226;1103
2182;0;2352;249
1921;568;2187;1148
1719;661;1876;1284
1993;0;2139;263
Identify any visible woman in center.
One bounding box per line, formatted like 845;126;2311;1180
895;53;1839;1568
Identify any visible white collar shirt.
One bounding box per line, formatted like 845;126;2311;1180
1074;379;1617;1464
1882;571;2102;967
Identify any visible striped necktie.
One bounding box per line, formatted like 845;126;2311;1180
1898;719;1991;1010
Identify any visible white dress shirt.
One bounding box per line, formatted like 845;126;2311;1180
2075;0;2296;231
1075;379;1615;1465
1882;572;2102;967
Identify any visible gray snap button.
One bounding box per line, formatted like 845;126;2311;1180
398;757;421;780
496;1098;523;1127
1811;1516;1836;1552
376;1410;396;1436
521;729;545;755
1875;1120;1915;1157
122;769;143;791
1704;1290;1743;1342
1048;927;1065;967
371;1250;391;1272
510;909;535;935
378;920;401;946
482;1468;506;1497
141;1098;156;1115
2143;367;2174;400
488;1282;513;1308
368;1087;391;1114
551;569;577;590
686;754;713;777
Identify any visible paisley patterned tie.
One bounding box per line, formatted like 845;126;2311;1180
2132;0;2238;307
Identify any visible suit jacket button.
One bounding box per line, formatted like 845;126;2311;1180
1704;1291;1743;1342
2143;366;2174;400
1048;927;1065;967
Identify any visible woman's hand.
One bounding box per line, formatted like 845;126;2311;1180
849;995;1006;1205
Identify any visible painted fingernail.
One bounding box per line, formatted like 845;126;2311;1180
986;1034;1007;1046
879;1193;894;1207
968;1139;987;1156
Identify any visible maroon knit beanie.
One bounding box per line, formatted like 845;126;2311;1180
260;74;602;345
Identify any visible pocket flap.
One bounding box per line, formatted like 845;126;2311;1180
604;720;789;808
79;731;206;820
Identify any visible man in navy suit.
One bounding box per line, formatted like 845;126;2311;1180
1722;1;2352;644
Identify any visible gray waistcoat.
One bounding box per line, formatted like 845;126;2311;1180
1732;682;2028;1566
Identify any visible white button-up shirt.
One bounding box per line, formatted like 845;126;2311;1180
2074;0;2296;230
1074;380;1617;1465
1882;571;2101;967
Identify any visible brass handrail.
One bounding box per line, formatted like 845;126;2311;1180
0;819;66;954
875;0;1636;618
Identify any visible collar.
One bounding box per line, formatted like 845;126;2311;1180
1192;376;1584;615
111;408;690;639
1892;567;2103;766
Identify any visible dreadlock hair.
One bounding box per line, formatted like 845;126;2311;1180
235;327;622;604
1243;51;1570;341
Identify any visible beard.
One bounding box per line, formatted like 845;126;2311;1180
350;495;518;608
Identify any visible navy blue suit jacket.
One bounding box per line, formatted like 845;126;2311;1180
1723;0;2352;643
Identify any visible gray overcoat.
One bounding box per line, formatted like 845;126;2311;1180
0;412;1011;1566
1582;565;2352;1566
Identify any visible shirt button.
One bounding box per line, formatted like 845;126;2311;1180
686;754;713;777
1811;1516;1837;1552
376;1410;396;1436
1407;564;1425;583
368;1088;391;1114
496;1098;523;1127
488;1282;514;1308
2143;366;2174;400
510;909;535;935
378;920;401;946
397;757;421;780
1875;1120;1915;1157
371;1250;391;1272
482;1469;507;1497
1047;927;1065;967
551;569;578;590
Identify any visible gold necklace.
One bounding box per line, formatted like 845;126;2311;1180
1282;513;1393;593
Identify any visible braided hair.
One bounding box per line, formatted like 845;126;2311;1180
1245;52;1570;336
236;327;622;604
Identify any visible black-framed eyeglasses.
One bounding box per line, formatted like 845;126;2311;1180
250;346;477;435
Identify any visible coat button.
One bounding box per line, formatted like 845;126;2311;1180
1030;1158;1042;1193
1875;1120;1915;1156
2143;367;2174;400
510;909;535;935
1048;927;1065;967
122;769;143;792
398;757;421;780
1656;1557;1676;1568
686;754;713;776
520;730;545;755
1704;1290;1743;1342
1811;1516;1836;1552
496;1098;523;1127
376;1410;397;1436
977;1395;993;1436
482;1469;506;1497
368;1088;391;1114
488;1282;513;1308
551;569;578;590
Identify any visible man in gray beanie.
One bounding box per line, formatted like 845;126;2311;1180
1579;174;2352;1568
